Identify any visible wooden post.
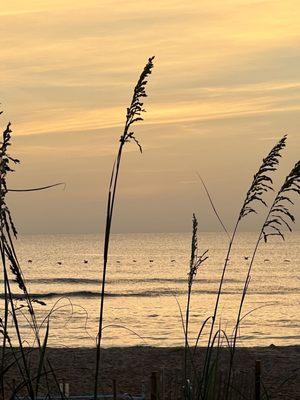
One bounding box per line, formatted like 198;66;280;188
151;372;158;400
160;368;165;400
113;379;117;400
255;360;261;400
174;370;178;400
11;379;16;400
216;372;222;400
141;380;145;399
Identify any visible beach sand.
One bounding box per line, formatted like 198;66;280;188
3;346;300;399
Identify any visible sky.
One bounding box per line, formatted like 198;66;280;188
1;0;300;234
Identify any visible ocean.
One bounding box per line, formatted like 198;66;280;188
5;232;300;347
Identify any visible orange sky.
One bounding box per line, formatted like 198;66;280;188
1;0;299;233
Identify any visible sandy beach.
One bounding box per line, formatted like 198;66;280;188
3;345;299;399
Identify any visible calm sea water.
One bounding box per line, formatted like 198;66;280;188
5;232;300;347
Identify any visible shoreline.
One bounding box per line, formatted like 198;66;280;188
3;345;299;399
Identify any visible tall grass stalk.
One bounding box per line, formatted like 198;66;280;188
94;57;154;399
226;159;300;399
184;214;208;385
200;135;287;399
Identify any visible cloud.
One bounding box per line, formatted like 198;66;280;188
1;0;300;232
1;1;299;138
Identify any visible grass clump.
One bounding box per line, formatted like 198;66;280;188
182;134;300;399
0;114;65;400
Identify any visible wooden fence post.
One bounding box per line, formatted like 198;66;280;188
174;370;179;400
151;372;158;400
255;360;261;400
160;368;165;400
216;372;222;400
113;379;117;400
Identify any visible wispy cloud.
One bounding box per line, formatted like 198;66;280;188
2;0;300;232
1;1;300;138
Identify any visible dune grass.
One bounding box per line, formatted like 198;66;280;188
181;135;300;400
0;115;65;399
